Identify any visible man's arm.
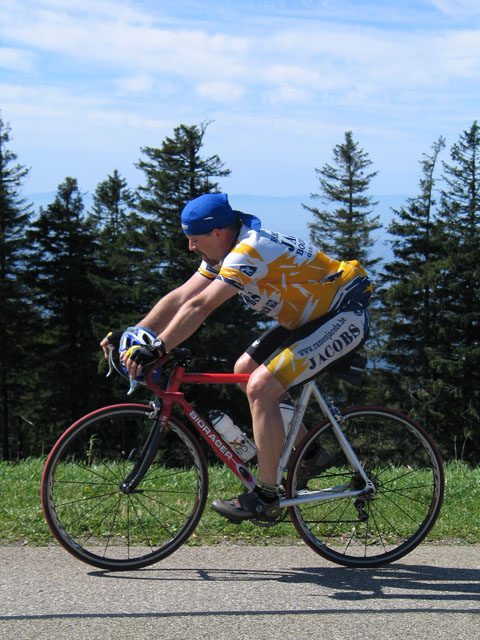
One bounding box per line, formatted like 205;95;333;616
100;271;212;358
122;278;238;377
159;278;238;350
139;271;213;333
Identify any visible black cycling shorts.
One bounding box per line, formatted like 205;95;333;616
246;304;370;389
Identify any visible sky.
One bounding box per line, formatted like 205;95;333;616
1;0;480;232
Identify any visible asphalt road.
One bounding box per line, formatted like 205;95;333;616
1;544;479;640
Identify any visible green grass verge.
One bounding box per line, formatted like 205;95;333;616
0;458;479;546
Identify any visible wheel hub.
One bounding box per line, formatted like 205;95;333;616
350;471;379;522
350;470;378;495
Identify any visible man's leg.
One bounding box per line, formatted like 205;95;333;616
210;363;286;521
246;365;286;486
236;353;289;486
234;352;259;392
235;351;307;445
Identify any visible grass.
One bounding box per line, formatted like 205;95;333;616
0;458;479;547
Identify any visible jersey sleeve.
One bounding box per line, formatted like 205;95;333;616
216;242;268;290
197;260;220;280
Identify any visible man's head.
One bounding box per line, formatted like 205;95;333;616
180;193;261;266
181;193;236;236
180;194;238;266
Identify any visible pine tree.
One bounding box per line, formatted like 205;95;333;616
0;117;35;459
434;122;480;461
303;131;381;271
135;122;231;290
89;169;145;329
134;121;232;317
377;138;446;431
26;178;102;446
91;169;136;229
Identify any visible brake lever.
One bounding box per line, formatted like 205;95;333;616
127;376;137;396
106;344;115;377
105;342;139;395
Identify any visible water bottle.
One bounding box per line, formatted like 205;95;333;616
209;410;256;462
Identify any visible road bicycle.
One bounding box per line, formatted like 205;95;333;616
41;346;444;571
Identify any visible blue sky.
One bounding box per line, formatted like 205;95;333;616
1;0;479;215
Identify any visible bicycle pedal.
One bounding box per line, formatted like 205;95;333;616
226;518;243;525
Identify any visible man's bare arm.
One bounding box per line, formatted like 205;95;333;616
159;278;238;351
122;278;238;377
100;272;212;358
138;272;212;333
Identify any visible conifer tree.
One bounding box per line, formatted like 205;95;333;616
434;122;480;460
304;131;381;271
91;169;136;229
0;117;35;459
26;178;102;444
378;138;446;432
302;131;381;404
89;170;145;329
135;122;231;289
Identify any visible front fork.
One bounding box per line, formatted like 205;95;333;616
119;398;166;494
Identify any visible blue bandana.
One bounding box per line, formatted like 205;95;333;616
181;193;261;235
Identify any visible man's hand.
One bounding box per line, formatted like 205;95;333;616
121;343;162;377
100;330;123;360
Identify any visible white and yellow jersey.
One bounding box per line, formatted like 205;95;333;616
198;226;372;330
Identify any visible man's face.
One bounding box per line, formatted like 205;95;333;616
187;230;223;266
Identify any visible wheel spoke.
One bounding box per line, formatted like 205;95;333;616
42;407;208;570
288;407;444;568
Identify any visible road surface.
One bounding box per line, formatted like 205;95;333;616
1;544;479;639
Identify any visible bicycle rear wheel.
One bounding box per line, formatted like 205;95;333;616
41;404;208;570
286;406;444;568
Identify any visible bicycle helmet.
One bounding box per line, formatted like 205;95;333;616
119;326;163;383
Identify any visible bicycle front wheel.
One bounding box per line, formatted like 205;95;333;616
286;406;444;568
41;404;208;570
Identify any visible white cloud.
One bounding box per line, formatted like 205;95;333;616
195;81;245;103
1;0;480;195
442;30;480;77
264;65;321;89
264;26;458;96
429;0;480;17
0;83;108;112
0;82;172;134
266;86;313;105
2;0;480;109
114;75;156;94
0;47;34;72
1;3;250;80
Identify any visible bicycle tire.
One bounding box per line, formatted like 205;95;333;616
286;406;444;568
41;404;208;570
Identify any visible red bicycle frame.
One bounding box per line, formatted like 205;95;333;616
145;362;257;491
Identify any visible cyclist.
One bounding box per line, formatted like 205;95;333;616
101;193;372;522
